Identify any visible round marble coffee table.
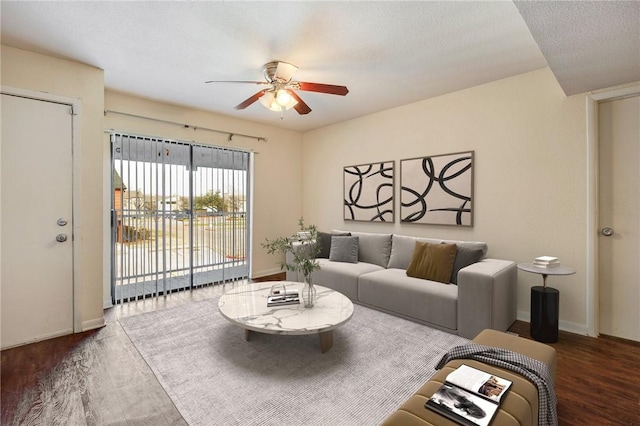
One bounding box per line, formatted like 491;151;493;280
218;281;354;353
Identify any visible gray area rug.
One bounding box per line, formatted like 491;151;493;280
120;294;469;426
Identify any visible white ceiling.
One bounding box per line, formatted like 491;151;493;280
514;1;640;96
1;1;638;132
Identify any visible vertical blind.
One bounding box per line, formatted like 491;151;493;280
111;132;251;303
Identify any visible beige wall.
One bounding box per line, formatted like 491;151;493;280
3;44;628;336
104;91;304;286
1;45;304;328
302;68;590;333
1;45;105;330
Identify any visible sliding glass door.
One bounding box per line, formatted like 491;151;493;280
111;133;251;303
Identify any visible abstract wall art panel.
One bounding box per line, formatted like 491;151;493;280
400;151;474;226
344;161;394;222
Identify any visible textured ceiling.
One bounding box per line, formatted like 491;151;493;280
1;1;637;132
515;1;640;96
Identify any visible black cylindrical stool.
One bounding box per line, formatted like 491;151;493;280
530;286;559;343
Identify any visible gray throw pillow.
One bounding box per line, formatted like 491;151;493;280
317;231;351;259
450;245;485;284
329;236;359;263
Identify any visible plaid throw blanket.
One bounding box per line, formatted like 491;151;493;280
436;343;558;426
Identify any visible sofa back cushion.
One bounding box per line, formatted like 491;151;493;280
389;234;488;281
332;230;392;268
388;234;442;270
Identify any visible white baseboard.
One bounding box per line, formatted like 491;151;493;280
558;320;588;335
251;267;284;279
103;297;113;309
517;310;588;336
82;316;106;331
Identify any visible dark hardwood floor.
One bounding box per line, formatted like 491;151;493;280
2;275;639;425
509;321;640;426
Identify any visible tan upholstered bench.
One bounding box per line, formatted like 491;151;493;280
382;329;557;426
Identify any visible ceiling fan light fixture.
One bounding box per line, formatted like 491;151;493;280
209;61;346;116
258;91;277;111
276;89;292;106
259;90;297;112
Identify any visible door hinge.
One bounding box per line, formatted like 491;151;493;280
69;106;78;116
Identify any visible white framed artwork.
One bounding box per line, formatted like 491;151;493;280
400;151;473;226
343;161;394;222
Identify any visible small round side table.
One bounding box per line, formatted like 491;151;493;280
517;263;576;343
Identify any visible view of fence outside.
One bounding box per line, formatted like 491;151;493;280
112;134;250;303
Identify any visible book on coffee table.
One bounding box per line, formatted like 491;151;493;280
267;290;300;307
425;364;512;426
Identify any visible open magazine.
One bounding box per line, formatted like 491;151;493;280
425;364;512;426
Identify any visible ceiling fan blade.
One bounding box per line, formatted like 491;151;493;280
274;61;298;82
234;89;268;110
288;91;312;115
205;80;270;85
297;82;349;96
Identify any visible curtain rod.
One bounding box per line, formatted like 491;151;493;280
104;109;268;143
103;129;260;155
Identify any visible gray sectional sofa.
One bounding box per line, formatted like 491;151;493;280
286;231;517;339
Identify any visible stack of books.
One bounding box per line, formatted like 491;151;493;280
296;231;312;241
267;284;300;307
425;364;512;426
533;256;559;268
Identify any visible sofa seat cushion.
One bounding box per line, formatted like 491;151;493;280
311;259;384;300
358;268;458;330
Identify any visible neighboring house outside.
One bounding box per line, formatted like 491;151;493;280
123;197;146;214
157;196;182;214
113;170;127;243
113;170;126;212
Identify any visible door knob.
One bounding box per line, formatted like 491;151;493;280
601;227;614;237
56;234;68;242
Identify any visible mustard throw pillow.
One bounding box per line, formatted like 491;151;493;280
406;241;458;283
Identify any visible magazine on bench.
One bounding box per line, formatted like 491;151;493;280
425;364;512;426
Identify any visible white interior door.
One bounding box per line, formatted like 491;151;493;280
598;95;640;342
1;93;74;349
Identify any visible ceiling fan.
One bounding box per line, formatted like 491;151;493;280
206;61;349;115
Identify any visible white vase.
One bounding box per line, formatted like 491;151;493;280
302;276;316;308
